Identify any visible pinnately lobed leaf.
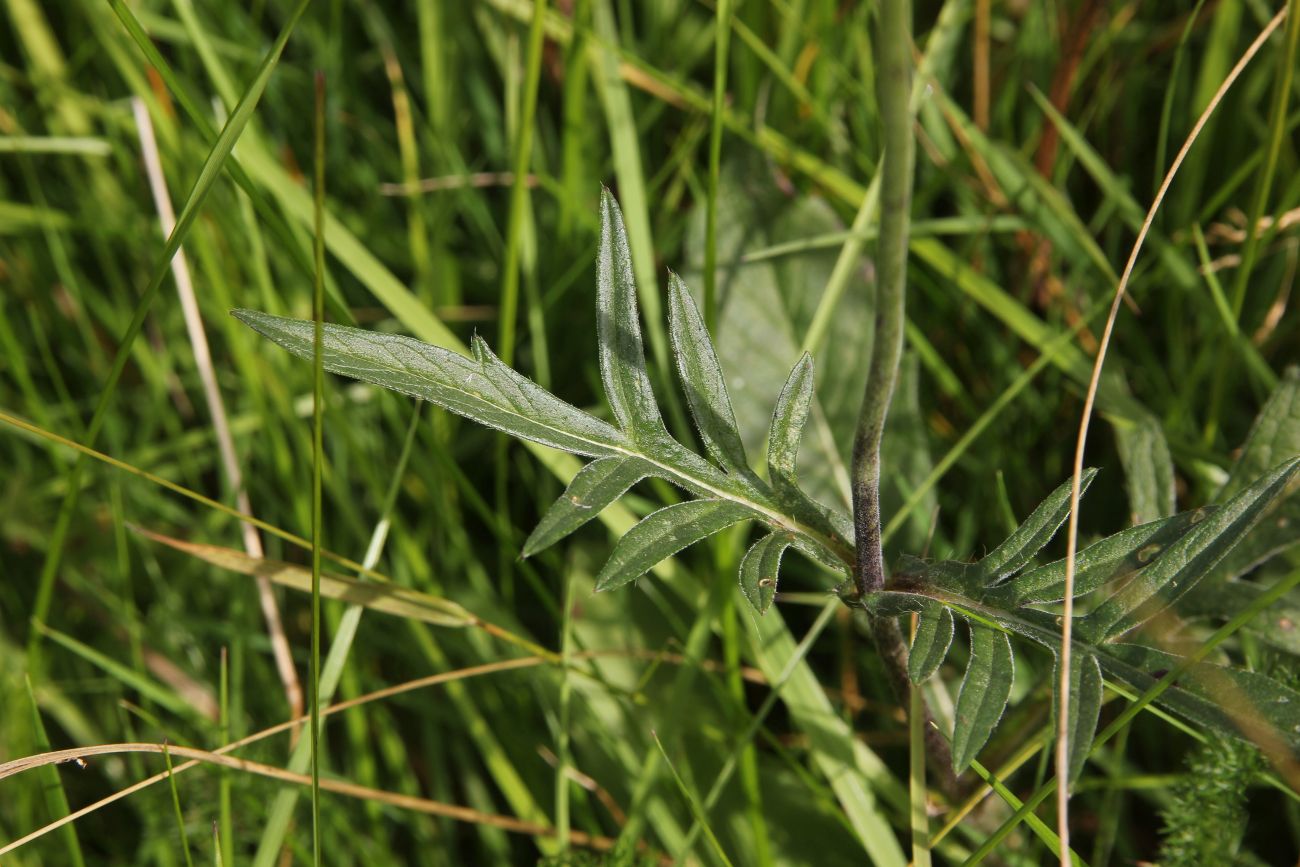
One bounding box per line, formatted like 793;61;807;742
233;310;630;458
522;456;654;558
739;533;794;615
1081;457;1300;641
985;507;1214;606
595;499;757;592
952;624;1014;773
597;189;670;446
666;272;751;475
907;602;954;684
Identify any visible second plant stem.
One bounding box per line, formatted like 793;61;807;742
852;0;915;599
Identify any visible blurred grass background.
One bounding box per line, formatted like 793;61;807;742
2;0;1299;864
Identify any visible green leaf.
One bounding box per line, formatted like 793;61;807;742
233;311;629;459
1181;580;1300;656
952;624;1014;773
667;271;750;475
986;507;1214;606
1055;652;1103;785
1082;458;1300;641
907;602;954;684
767;353;815;496
522;456;654;558
1206;370;1300;582
1103;644;1300;749
977;469;1098;584
598;188;669;445
1220;367;1300;498
595;500;757;591
739;533;793;615
1115;411;1177;524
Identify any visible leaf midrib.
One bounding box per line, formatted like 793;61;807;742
331;334;855;565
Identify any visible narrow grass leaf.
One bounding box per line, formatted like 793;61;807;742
1054;652;1103;785
1083;458;1300;640
977;469;1098;584
36;625;207;722
140;530;475;627
952;624;1014;773
965;756;1084;867
987;508;1214;605
24;677;86;867
667;271;749;473
522;456;653;557
739;532;793;615
597;188;668;444
767;352;814;495
233;311;628;458
595;500;755;591
908;603;954;684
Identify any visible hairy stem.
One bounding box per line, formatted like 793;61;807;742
852;0;914;598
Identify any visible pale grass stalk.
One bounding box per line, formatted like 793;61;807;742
1055;9;1288;862
0;741;626;856
131;98;303;722
1;650;719;857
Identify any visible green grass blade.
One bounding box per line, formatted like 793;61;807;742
28;0;314;665
24;676;86;867
652;731;736;867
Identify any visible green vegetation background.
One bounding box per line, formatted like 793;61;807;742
2;1;1298;864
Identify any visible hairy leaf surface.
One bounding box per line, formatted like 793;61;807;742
598;189;669;445
1055;652;1103;784
977;469;1097;584
952;624;1014;772
523;456;655;557
739;533;794;615
1083;458;1300;640
595;500;758;591
907;602;954;684
667;272;750;475
234;312;630;458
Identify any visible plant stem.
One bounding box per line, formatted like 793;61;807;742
852;0;914;598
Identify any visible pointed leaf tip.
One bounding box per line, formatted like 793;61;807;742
739;533;793;614
767;353;815;494
597;190;667;443
666;272;750;474
522;457;652;558
978;468;1099;584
